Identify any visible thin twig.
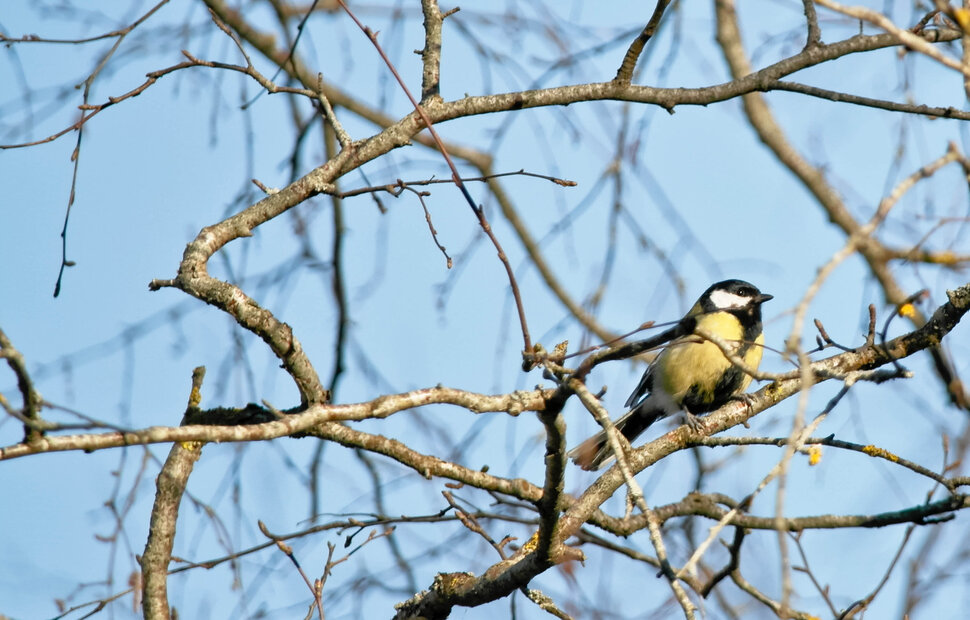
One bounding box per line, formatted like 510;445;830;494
334;169;576;199
335;0;534;352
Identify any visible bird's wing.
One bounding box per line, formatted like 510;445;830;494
620;316;696;410
624;360;656;409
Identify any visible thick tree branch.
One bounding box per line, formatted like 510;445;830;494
140;441;202;619
140;368;207;619
0;327;44;442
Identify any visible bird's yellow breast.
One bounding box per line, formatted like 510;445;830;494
656;312;764;406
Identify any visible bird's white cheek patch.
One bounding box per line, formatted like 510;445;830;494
709;289;750;309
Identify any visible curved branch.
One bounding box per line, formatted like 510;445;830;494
0;386;553;461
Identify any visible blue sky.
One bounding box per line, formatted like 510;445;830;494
3;1;970;618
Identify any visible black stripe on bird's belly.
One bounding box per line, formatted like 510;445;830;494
681;363;747;413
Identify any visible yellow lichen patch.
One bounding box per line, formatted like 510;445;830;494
521;530;540;554
898;302;916;318
955;8;970;33
188;385;202;409
862;444;898;462
437;571;474;591
808;444;822;466
931;250;959;265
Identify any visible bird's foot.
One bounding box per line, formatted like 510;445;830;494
683;410;706;433
729;392;756;410
728;393;757;428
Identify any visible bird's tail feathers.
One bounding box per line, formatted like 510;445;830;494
568;404;666;471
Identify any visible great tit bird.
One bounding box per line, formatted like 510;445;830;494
569;279;772;470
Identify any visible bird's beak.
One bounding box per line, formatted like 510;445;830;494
755;293;773;304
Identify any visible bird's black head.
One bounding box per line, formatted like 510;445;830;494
698;279;773;317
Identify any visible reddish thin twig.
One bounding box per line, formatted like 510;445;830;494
335;0;533;352
401;185;453;268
